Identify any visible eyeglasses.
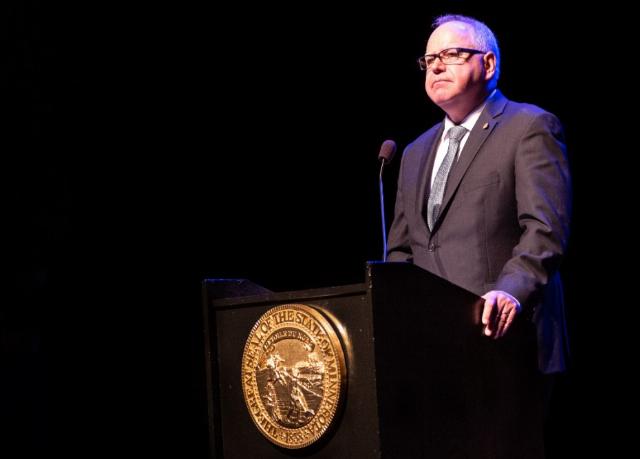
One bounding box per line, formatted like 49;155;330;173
418;47;486;71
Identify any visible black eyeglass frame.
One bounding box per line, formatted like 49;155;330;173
418;47;486;71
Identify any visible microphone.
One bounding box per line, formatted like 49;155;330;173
378;140;397;261
378;139;396;164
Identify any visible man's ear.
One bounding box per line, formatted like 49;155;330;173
483;52;496;80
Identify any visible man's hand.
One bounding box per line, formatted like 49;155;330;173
481;290;521;339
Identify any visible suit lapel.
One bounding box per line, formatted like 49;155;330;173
433;91;508;233
415;124;444;234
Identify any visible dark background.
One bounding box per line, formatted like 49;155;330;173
6;1;628;458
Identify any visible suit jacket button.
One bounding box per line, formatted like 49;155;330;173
428;243;436;252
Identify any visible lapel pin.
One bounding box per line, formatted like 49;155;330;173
482;122;489;130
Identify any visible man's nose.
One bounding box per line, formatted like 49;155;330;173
430;58;446;73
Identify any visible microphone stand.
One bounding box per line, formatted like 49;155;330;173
377;139;396;262
379;159;388;262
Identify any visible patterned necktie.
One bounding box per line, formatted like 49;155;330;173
427;125;468;230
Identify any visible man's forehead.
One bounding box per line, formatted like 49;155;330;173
427;23;474;49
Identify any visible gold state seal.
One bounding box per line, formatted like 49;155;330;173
241;304;346;449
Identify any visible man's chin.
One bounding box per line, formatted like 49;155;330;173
429;92;457;108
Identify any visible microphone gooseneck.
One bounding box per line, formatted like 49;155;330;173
378;140;397;261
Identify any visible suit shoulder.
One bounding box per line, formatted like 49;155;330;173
497;103;566;157
501;100;564;137
403;123;442;158
504;100;560;123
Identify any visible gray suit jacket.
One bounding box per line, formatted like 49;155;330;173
387;90;571;373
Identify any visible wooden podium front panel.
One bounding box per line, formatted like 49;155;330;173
368;262;544;459
205;262;544;459
207;284;382;458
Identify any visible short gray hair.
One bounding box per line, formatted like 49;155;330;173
433;14;500;83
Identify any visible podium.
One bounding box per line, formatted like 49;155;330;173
203;262;544;458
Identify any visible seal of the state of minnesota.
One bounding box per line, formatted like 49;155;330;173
241;304;347;449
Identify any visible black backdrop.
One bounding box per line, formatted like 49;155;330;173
6;1;629;458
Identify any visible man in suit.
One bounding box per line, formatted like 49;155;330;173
386;14;571;375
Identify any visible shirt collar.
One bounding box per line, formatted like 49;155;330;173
443;89;497;137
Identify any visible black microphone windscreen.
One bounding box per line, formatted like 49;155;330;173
378;140;397;164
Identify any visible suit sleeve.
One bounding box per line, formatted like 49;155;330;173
386;150;414;263
495;112;572;307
